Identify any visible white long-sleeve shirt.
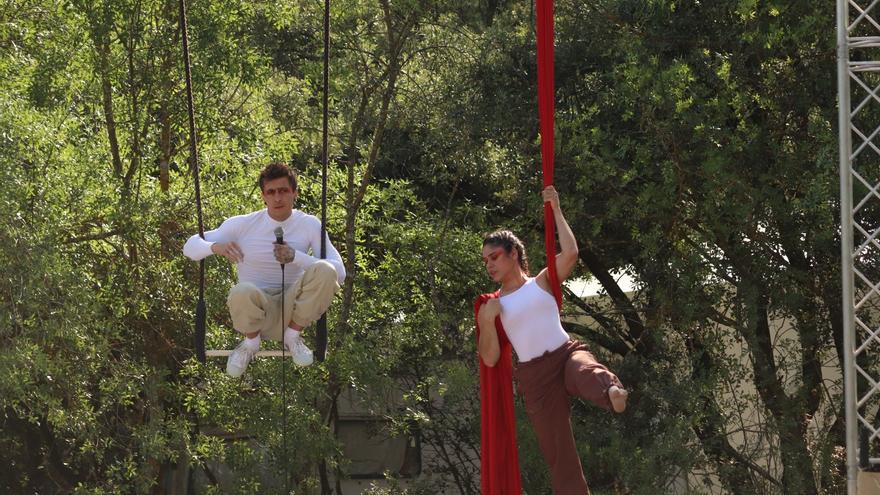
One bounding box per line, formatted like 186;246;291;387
183;209;346;289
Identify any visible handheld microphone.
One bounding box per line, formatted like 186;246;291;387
274;226;285;270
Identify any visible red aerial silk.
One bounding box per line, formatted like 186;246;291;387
477;1;560;492
475;292;522;494
537;0;563;308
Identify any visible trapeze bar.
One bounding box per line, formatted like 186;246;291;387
205;350;288;357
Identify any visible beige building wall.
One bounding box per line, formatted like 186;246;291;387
565;290;845;494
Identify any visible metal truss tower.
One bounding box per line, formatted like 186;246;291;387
839;1;880;493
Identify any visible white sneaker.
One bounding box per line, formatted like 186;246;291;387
226;340;258;377
286;334;314;367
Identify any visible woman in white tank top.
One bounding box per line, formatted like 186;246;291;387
475;186;628;495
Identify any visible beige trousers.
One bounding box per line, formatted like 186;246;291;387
226;260;340;341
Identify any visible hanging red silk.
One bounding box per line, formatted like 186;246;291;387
475;293;523;494
478;1;561;492
536;0;563;308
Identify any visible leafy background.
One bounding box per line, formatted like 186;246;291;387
0;1;862;494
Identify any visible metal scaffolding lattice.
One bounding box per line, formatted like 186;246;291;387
839;1;880;494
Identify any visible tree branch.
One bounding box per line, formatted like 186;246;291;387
578;248;646;346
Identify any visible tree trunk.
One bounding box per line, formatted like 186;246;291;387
738;279;818;495
92;8;123;178
686;333;779;493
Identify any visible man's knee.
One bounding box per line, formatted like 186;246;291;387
308;260;338;283
227;282;261;304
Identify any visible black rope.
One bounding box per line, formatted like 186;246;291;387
316;0;330;362
280;262;289;493
178;0;206;364
178;3;205;495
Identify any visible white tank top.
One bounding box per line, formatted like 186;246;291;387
498;277;570;362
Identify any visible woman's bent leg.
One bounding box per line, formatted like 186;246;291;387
564;349;624;411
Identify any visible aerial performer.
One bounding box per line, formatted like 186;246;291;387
475;186;628;495
183;162;346;377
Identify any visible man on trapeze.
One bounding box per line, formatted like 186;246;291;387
183;162;346;377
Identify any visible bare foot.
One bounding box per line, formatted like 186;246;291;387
609;386;628;413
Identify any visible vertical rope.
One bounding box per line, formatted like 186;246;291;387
280;264;289;493
177;4;207;493
178;0;207;362
316;0;330;362
536;0;562;308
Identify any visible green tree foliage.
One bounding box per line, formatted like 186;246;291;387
433;1;852;493
0;0;862;494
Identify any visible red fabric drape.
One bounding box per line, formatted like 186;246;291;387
475;292;522;494
536;0;563;308
477;2;559;491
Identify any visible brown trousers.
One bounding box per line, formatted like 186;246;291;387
513;340;623;495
